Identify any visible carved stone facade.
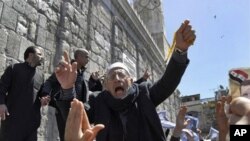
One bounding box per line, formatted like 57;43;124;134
0;0;179;140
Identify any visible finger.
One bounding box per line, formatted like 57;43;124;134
71;62;77;73
88;124;105;141
184;32;196;44
177;20;190;33
63;51;70;64
182;25;192;36
65;99;82;139
81;102;91;131
83;129;93;141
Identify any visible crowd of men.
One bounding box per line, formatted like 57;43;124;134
0;19;248;141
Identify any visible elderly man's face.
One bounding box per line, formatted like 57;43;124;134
104;68;132;99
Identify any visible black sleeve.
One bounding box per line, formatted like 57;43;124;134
148;57;189;106
88;76;103;92
0;65;13;104
169;136;180;141
42;73;59;96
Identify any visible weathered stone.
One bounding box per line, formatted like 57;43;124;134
25;4;38;22
45;32;55;52
45;8;58;24
62;17;70;30
90;40;100;54
18;16;27;26
13;0;26;14
72;34;78;46
27;0;37;7
43;50;53;73
0;2;3;17
79;28;86;40
0;27;8;54
1;5;18;30
16;23;28;36
28;22;37;41
0;54;7;73
2;0;13;7
52;0;61;12
74;10;87;29
76;38;84;48
6;31;21;59
38;14;47;29
71;22;79;35
18;37;34;61
38;0;49;14
36;27;46;47
95;31;104;46
47;22;57;34
61;40;70;51
64;2;75;20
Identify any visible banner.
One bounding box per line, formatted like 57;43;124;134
228;67;250;99
185;115;199;132
158;111;176;129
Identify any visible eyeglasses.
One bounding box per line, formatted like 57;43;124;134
106;69;129;80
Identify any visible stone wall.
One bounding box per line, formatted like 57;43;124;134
0;0;168;140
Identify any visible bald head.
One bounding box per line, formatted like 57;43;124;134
74;49;89;69
74;49;89;59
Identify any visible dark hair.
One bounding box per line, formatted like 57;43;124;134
24;46;38;60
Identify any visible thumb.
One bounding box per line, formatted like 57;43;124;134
89;124;105;140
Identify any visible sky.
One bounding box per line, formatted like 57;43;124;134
162;0;250;99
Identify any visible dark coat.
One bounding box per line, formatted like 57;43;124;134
0;62;43;141
57;57;188;141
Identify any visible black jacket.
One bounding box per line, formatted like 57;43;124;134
0;62;43;140
57;56;189;141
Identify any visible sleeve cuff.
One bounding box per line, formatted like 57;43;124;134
172;50;188;63
59;87;76;100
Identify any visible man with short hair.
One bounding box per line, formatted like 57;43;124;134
0;46;45;141
56;20;196;141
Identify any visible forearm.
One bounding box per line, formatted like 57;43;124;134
149;52;189;105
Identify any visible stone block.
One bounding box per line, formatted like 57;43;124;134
45;32;55;52
90;40;100;54
38;14;47;29
18;16;27;26
64;2;75;20
36;27;46;47
18;37;34;61
2;0;13;7
27;0;37;7
0;2;3;17
13;0;26;14
1;5;18;30
95;31;104;46
0;54;7;72
25;4;38;22
6;30;21;59
16;23;28;36
28;22;37;41
0;27;8;54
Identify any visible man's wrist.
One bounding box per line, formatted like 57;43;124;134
60;87;76;100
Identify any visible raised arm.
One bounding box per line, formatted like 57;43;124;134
149;20;196;106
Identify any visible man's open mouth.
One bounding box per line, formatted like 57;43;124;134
115;86;124;93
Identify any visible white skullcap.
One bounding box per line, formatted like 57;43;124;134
106;62;130;75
